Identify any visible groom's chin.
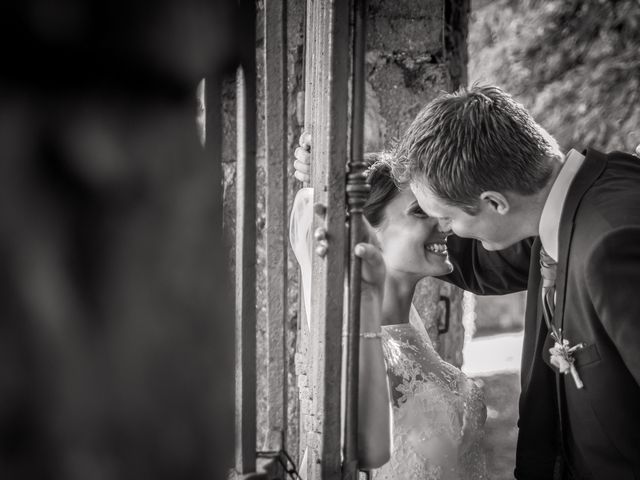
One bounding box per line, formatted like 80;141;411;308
481;239;518;252
480;240;502;251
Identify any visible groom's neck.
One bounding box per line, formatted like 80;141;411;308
532;158;564;230
509;158;564;239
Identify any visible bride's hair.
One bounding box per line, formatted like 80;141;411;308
363;151;401;228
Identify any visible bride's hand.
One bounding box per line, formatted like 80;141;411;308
294;131;312;183
354;242;385;295
354;241;385;335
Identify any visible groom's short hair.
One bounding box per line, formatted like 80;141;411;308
393;84;562;214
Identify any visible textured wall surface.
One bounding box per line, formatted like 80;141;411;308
366;0;469;366
222;0;307;461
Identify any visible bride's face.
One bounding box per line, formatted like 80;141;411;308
374;189;453;278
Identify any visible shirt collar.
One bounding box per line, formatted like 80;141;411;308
538;149;585;261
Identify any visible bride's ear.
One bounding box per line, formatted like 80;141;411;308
479;191;510;215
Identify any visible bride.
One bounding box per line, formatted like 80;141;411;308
290;138;487;479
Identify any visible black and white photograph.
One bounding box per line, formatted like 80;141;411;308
1;1;639;479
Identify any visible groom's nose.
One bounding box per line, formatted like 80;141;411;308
437;218;452;235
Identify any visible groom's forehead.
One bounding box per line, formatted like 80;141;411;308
409;182;448;214
409;181;437;203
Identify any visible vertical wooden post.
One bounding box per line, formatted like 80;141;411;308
304;1;351;479
235;0;258;475
264;0;289;456
298;3;314;473
343;0;369;477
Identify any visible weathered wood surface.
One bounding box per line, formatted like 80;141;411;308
235;0;258;473
264;0;289;454
304;0;351;479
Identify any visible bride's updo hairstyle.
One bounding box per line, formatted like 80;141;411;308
362;151;401;228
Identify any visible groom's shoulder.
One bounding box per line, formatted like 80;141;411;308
603;148;640;170
582;148;640;205
572;149;640;241
582;148;640;175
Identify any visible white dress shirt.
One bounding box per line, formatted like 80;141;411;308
538;149;586;262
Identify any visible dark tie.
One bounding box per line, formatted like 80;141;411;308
540;246;568;480
540;245;585;391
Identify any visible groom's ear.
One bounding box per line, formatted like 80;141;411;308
479;191;510;215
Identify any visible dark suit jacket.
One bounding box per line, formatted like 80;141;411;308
442;149;640;479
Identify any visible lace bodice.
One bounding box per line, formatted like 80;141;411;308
374;307;487;480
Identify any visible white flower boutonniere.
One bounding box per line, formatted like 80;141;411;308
549;331;586;389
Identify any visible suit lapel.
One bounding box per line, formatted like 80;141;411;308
554;149;607;328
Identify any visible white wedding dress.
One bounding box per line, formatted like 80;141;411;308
376;307;487;479
290;188;487;479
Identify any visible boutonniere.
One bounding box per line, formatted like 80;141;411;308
549;328;586;389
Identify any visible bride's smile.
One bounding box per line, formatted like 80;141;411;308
372;188;453;278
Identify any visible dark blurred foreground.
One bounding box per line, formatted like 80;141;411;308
0;2;241;478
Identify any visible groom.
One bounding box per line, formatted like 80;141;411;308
393;85;640;479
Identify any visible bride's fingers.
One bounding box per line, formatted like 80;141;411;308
354;242;378;260
294;158;310;174
294;170;310;183
294;146;311;164
299;131;312;150
354;243;385;279
313;227;327;241
315;241;328;257
293;145;311;183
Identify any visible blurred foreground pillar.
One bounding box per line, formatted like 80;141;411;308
0;1;238;478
